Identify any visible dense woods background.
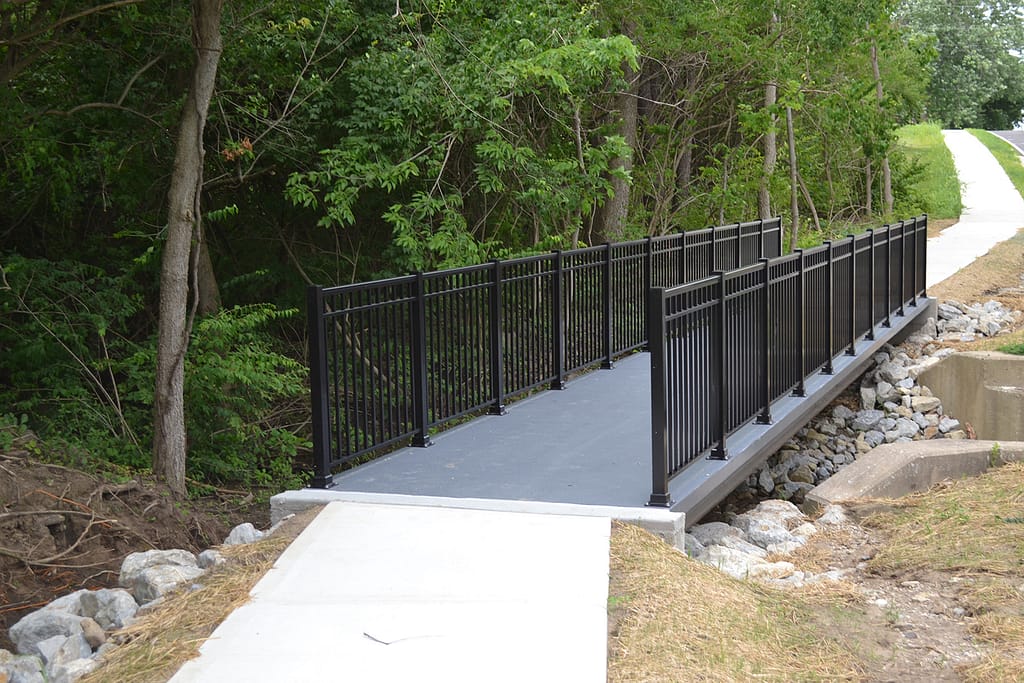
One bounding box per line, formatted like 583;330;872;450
2;0;1022;495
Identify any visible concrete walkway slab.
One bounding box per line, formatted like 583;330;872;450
170;502;611;683
928;130;1024;287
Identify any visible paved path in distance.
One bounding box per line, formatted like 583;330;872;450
929;130;1024;287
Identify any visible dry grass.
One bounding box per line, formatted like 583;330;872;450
855;463;1024;576
853;466;1024;679
607;522;865;682
80;509;320;683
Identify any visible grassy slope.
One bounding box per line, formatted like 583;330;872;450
895;122;963;220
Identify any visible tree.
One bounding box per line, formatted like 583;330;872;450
899;0;1024;128
154;0;224;496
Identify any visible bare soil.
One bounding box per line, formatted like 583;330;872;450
0;433;267;652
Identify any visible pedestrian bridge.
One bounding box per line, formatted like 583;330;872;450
306;217;932;522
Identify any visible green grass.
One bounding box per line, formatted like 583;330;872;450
895;122;963;219
968;128;1024;205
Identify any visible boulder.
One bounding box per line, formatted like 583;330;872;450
79;618;105;649
50;658;97;683
131;564;206;604
688;522;744;547
0;650;45;683
79;589;138;631
695;545;770;581
223;522;264;546
742;518;798;550
198;549;226;569
910;396;941;413
851;410;884;431
8;611;84;657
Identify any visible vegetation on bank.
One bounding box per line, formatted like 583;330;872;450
894;123;963;220
0;0;1015;495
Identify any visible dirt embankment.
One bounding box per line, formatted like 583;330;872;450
0;433;266;652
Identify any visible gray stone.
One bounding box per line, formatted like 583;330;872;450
688;522;744;547
223;522;264;546
119;549;198;588
717;534;769;558
875;380;897;402
877;361;910;384
742;518;798;549
198;549;226;569
878;417;897;432
864;430;885;448
50;658;98;683
43;633;90;677
0;650;45;683
860;387;877;411
757;467;774;495
79;588;138;631
817;421;838;436
895;417;920;439
851;409;884;431
832;405;855;422
9;611;84;657
684;533;705;557
131;564;206;604
695;545;770;581
938;416;961;433
42;591;89;616
912;412;930;430
897;377;915;390
34;636;68;666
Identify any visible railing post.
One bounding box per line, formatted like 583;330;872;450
642;237;653;351
865;228;876;341
757;259;772;424
908;219;918;307
823;241;834;375
898;222;906;316
883;225;892;328
550;251;566;390
488;260;507;415
710;228;717;272
793;250;807;397
921;214;929;297
603;243;615;369
307;285;334;489
734;223;742;268
647;287;672;507
411;272;433;447
679;232;688;285
757;219;766;259
847;234;857;356
710;271;729;460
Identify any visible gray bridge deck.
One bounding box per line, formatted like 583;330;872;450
329;299;934;522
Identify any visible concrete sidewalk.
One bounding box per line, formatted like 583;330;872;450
170;502;611;683
928;130;1024;287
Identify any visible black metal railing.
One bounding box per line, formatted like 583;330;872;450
308;218;783;487
647;216;927;506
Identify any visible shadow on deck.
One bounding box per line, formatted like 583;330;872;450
311;298;933;523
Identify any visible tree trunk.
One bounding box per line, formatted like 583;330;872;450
196;235;221;315
871;39;893;215
786;106;799;252
758;12;779;220
595;59;637;243
154;0;224;497
865;159;873;215
759;78;777;219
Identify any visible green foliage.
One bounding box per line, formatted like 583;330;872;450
892;123;962;219
898;0;1024;128
286;0;637;270
998;342;1024;356
119;304;311;491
